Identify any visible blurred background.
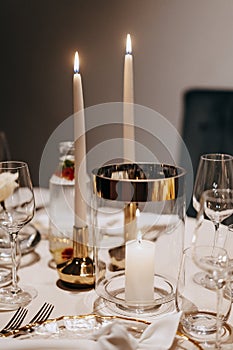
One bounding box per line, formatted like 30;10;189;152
1;0;233;186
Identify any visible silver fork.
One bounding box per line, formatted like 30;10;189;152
28;302;54;324
13;302;54;338
0;307;28;335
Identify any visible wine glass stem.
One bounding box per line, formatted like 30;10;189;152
215;287;223;349
10;232;20;293
214;222;220;248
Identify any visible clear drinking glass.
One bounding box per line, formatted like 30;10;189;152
48;142;75;267
0;161;36;310
92;163;186;317
176;246;232;348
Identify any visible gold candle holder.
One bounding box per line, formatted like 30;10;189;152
124;202;138;241
57;226;95;288
108;203;138;271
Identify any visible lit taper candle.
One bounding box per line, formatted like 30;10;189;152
123;34;135;162
73;51;87;227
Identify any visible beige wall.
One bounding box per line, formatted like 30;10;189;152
1;0;233;185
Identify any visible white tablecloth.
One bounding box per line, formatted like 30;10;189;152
0;188;232;347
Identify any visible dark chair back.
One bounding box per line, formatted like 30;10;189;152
181;89;233;217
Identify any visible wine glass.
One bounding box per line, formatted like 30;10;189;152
192;245;230;349
193;153;233;213
203;189;233;248
192;153;233;243
192;154;233;288
0;161;36;310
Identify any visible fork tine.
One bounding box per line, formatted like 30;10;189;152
10;309;28;330
29;302;47;324
42;304;54;322
29;302;54;324
2;307;23;330
35;303;54;323
11;303;54;338
0;307;28;334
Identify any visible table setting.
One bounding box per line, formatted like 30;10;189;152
0;34;233;350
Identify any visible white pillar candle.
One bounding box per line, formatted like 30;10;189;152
125;236;155;306
123;34;135;162
73;51;87;228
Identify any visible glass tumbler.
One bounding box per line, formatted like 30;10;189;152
48;141;75;267
92;163;186;317
176;246;232;344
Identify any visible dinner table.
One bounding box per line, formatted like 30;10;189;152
0;187;232;349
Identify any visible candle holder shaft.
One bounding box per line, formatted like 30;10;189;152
57;226;95;288
124;202;138;241
108;202;138;271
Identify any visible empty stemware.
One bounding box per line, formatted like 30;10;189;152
193;153;233;216
0;161;36;310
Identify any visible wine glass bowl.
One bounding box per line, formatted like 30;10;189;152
193;153;233;214
202;189;233;249
0;190;34;232
203;189;233;224
192;245;229;282
0;161;36;310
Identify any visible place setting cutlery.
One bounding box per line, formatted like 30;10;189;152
0;302;54;338
0;307;28;335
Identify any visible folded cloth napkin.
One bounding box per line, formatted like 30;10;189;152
92;311;182;350
0;312;181;350
92;321;138;350
137;311;182;349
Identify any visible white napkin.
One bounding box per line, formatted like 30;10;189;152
92;321;138;350
0;312;181;350
137;312;182;349
92;311;182;350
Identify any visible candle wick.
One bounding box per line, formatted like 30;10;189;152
138;230;142;244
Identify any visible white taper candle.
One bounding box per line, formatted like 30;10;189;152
123;34;135;162
73;51;87;227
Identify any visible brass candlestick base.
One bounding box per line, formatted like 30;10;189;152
57;226;95;289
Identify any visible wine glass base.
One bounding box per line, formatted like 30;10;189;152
0;285;37;310
180;321;232;348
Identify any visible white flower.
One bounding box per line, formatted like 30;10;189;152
0;172;18;202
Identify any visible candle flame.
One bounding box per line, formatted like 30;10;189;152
74;51;80;73
126;34;132;54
